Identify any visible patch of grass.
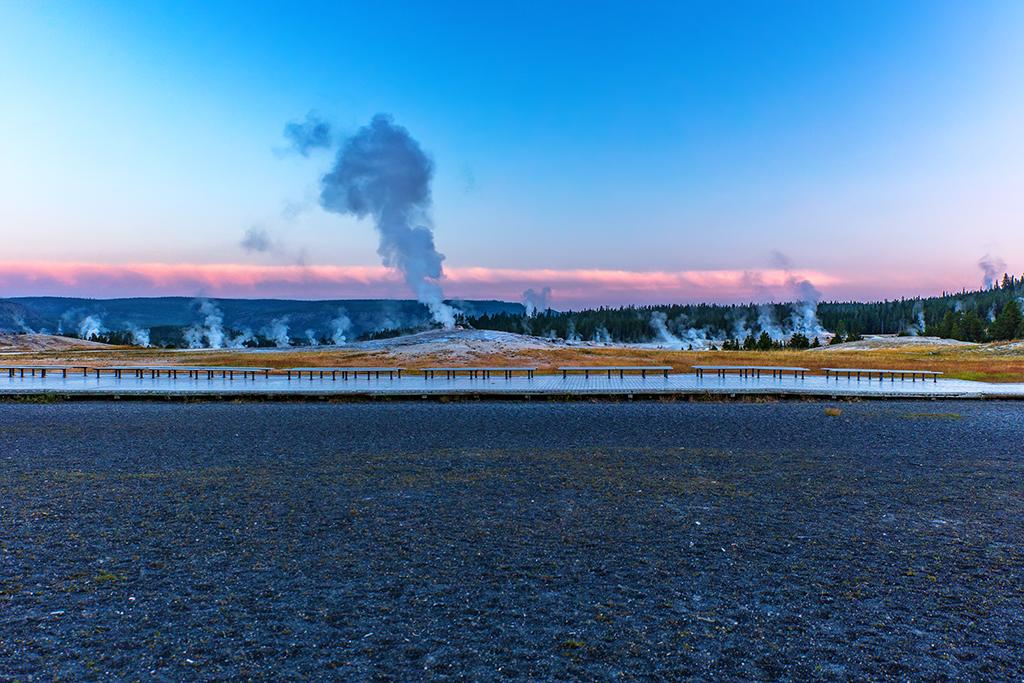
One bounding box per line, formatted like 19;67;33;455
93;570;125;585
824;407;842;417
903;412;962;421
7;337;1024;380
7;393;63;404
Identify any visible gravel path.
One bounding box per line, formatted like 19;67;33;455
1;402;1022;680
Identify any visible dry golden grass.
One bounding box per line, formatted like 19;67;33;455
4;341;1024;382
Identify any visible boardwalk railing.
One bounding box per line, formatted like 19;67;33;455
0;365;90;378
693;365;809;379
1;364;948;385
422;367;536;379
92;366;271;379
559;366;672;379
823;368;942;382
285;367;403;380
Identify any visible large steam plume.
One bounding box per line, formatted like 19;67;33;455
319;114;456;328
979;254;1006;289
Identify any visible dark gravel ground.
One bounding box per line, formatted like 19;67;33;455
1;401;1022;681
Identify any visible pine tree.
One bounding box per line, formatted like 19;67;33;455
991;299;1023;341
938;310;955;339
962;310;985;342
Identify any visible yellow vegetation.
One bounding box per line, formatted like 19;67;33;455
5;342;1024;382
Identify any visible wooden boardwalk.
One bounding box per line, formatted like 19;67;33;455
0;371;1020;400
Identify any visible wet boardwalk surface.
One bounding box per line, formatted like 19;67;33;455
2;372;1023;399
1;402;1023;679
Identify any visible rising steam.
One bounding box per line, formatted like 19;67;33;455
127;324;151;347
260;317;292;348
979;254;1006;289
78;314;105;341
522;287;552;317
319;114;456;328
330;309;352;345
184;299;226;349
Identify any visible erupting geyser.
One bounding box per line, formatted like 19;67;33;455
319;114;456;328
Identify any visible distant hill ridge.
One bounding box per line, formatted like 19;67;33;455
0;296;523;344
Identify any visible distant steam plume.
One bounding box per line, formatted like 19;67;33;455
283;112;333;156
564;319;582;342
522;287;552;317
184;299;226;349
330;309;352;345
785;276;827;340
127;324;151;347
261;317;291;348
649;311;680;344
592;326;612;343
319;114;456;328
78;315;105;341
906;302;925;336
4;312;34;334
771;252;828;341
227;329;256;349
979;254;1006;289
648;311;721;350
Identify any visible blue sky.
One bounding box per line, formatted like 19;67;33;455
1;1;1022;305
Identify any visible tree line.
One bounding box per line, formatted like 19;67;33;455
465;274;1024;346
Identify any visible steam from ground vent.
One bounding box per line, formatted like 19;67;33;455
319;114;456;328
77;314;106;341
522;287;552;317
126;324;151;347
185;299;226;349
638;266;829;349
261;317;292;348
330;309;352;345
979;254;1007;289
783;276;828;340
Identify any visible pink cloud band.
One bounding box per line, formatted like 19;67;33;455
0;259;899;306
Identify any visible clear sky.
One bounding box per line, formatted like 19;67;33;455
1;0;1022;307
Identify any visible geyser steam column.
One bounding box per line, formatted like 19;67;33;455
319;114;456;328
